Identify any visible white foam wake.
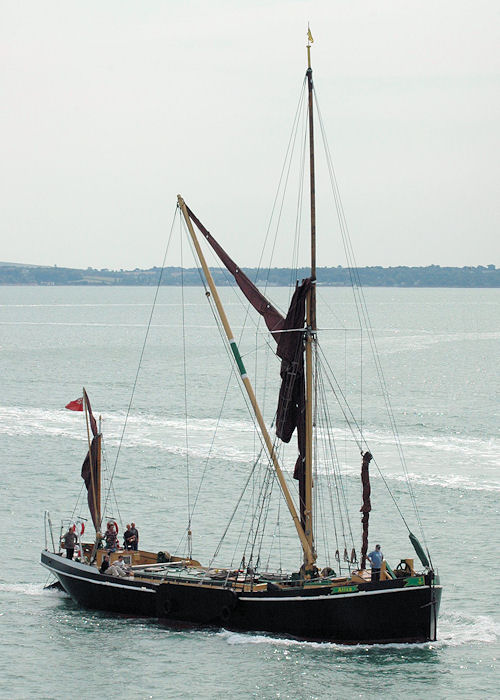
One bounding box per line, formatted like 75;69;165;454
437;610;500;647
1;404;498;491
218;610;499;650
0;582;68;598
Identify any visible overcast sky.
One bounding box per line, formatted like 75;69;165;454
1;0;498;269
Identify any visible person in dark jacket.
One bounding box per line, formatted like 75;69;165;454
129;523;139;551
99;554;110;574
123;525;134;550
62;526;77;560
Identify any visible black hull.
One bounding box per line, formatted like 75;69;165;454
41;551;157;616
41;551;441;644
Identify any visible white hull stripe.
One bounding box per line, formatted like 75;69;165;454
240;585;442;603
41;562;155;593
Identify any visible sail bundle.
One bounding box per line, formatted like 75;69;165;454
66;389;100;530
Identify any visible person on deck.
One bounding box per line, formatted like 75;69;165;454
129;523;139;551
106;555;131;578
123;524;134;550
104;522;118;552
367;544;384;582
62;526;77;560
99;554;110;575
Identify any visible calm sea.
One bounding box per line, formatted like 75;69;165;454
0;285;498;699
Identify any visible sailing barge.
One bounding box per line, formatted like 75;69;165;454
41;38;441;644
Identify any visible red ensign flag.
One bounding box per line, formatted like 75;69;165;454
65;397;84;411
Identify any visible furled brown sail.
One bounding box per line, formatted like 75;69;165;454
360;451;373;569
80;391;100;530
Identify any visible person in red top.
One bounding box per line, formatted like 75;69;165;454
104;522;118;552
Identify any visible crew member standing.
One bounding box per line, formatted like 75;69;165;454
123;524;134;550
62;526;77;560
104;522;118;552
130;522;139;551
367;544;383;582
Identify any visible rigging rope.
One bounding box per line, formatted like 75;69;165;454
102;207;179;526
176;212;291;562
180;216;192;558
317;342;412;532
313;87;429;552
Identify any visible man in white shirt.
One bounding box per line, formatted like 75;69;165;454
106;555;132;577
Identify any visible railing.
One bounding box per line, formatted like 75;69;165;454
44;511;56;552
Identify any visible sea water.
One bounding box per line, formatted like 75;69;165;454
0;286;498;699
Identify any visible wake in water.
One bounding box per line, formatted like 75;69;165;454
374;330;500;356
0;404;498;492
0;582;68;598
217;609;500;651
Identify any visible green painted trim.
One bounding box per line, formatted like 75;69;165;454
330;585;359;595
385;562;396;579
230;340;247;376
404;576;425;587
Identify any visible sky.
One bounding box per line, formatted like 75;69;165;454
1;0;498;269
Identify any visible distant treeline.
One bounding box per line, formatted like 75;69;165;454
0;264;498;287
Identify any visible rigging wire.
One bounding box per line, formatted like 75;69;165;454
69;480;86;525
209;447;266;567
180;216;192;558
228;459;263;570
290;102;308;283
257;76;308;299
317;342;412;532
101;206;179;525
317;355;358;564
175;214;292;561
313;86;428;551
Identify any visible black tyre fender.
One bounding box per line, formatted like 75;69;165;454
220;605;231;623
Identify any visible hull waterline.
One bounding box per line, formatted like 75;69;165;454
41;551;441;644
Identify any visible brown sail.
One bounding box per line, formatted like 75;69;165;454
360;451;373;569
275;279;311;528
80;391;100;530
186;205;285;338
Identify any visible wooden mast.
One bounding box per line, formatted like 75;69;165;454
96;421;102;529
177;195;316;567
303;29;316;567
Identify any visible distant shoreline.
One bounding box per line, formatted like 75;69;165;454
0;264;498;287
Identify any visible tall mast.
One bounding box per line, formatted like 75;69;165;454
303;29;316;566
96;427;102;529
